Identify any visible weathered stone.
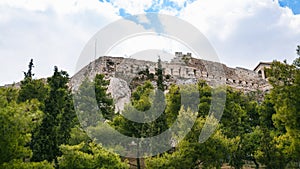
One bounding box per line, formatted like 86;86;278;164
69;52;272;112
107;77;131;113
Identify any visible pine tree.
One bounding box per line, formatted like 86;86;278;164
0;87;43;165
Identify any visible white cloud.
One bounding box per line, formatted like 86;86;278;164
180;0;300;69
0;0;119;16
159;7;181;16
169;0;187;8
99;0;300;69
109;0;153;14
105;0;194;16
1;0;300;85
107;34;192;61
0;0;120;85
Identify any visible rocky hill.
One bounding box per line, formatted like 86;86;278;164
70;52;271;112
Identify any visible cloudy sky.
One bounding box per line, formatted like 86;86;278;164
0;0;299;85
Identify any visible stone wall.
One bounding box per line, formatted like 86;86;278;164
70;53;271;93
69;53;271;113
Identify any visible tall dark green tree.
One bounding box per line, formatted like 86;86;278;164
148;57;169;141
94;74;115;120
31;67;76;163
24;59;34;79
18;59;48;103
156;56;164;91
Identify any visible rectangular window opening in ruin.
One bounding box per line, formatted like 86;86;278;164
258;70;262;78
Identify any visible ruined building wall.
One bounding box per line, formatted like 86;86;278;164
70;54;271;92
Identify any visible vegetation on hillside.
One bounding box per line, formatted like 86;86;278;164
0;47;299;168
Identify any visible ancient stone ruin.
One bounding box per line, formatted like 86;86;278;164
71;52;271;91
70;52;271;112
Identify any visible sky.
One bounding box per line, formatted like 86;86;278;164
0;0;299;85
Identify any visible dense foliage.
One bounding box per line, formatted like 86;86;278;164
1;47;300;168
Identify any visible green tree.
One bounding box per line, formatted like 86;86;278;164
68;125;91;146
165;84;181;126
18;59;48;103
220;88;249;138
264;67;300;166
75;75;114;128
73;74;130;161
24;59;34;78
218;87;262;168
94;74;115;120
58;142;129;169
111;79;169;169
131;81;154;111
146;108;230;169
156;56;165;91
75;78;101;128
111;81;158;138
0;87;43;165
1;160;54;169
31;67;76;163
197;80;212;117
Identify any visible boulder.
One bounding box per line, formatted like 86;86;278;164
107;78;131;113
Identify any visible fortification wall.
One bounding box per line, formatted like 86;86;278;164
70;55;271;92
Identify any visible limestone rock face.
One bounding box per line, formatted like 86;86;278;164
107;78;131;113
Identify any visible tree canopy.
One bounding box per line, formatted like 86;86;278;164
1;46;300;168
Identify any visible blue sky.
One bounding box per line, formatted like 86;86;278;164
100;0;197;14
279;0;300;14
102;0;300;16
0;0;299;85
102;0;300;15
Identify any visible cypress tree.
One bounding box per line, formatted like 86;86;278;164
94;74;115;120
18;59;48;103
156;56;164;91
31;67;76;163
